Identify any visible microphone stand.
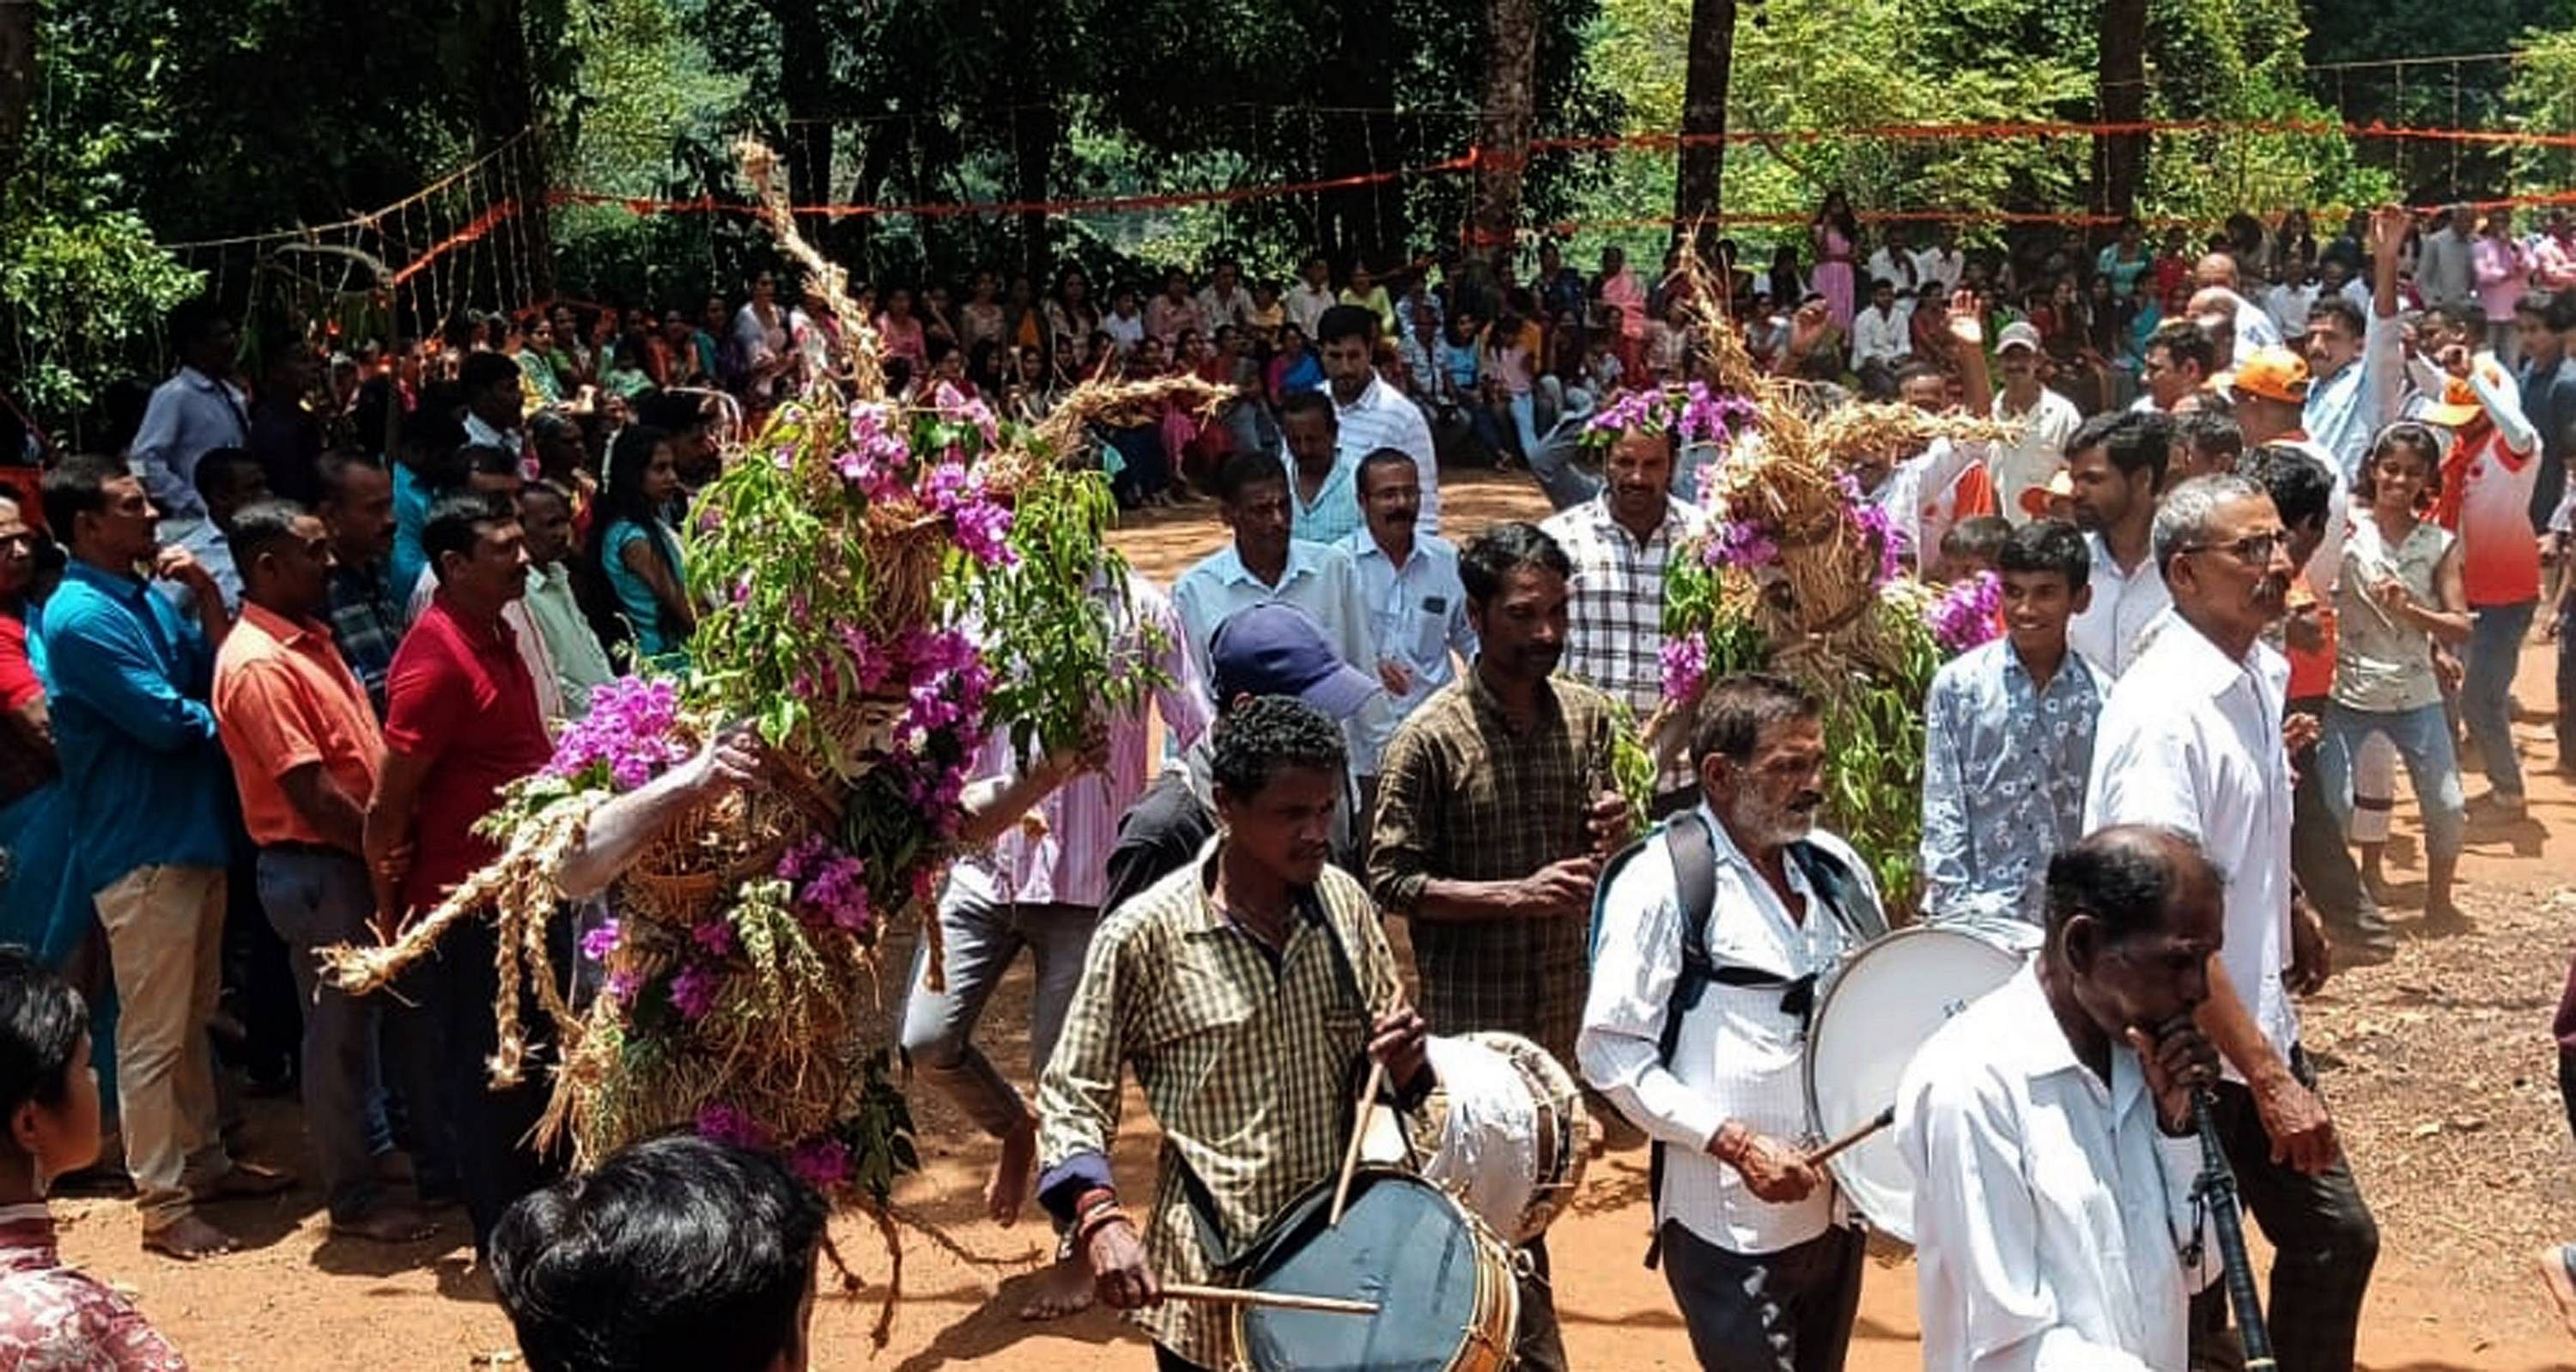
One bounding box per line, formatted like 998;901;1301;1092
2192;1088;2275;1371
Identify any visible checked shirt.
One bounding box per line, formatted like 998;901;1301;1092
1036;840;1403;1369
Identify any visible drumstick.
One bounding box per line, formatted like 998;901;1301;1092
1161;1283;1381;1317
1329;1059;1388;1227
1802;1105;1898;1169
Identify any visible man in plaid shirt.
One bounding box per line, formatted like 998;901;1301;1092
1540;427;1705;811
1036;697;1427;1372
1367;521;1636;1372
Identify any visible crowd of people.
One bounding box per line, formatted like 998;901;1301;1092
0;185;2567;1372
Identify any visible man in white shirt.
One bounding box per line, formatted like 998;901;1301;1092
2086;474;2378;1372
1285;254;1337;341
1849;278;1914;382
1900;826;2221;1372
130;297;252;531
1318;304;1442;532
1194;258;1255;333
1990;322;2082;522
1581;673;1886;1372
2264;264;2319;343
1340;450;1475;818
1865;224;1921;297
2063;411;2172;677
459;351;528;459
2416;204;2476;309
1171;450;1374;684
1916;225;1966;292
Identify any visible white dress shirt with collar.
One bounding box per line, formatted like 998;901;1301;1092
1578;810;1879;1255
2065;531;2169;679
1333;374;1441;533
1338;530;1476;776
129;367;252;525
1850;304;1913;368
1899;964;2208;1372
1170;538;1376;684
1990;386;2082;525
2084;623;2297;1073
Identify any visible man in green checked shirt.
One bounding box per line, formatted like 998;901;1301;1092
1034;695;1430;1372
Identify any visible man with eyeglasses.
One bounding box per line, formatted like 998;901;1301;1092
2086;475;2378;1372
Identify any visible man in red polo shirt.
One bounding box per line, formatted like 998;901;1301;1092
214;501;441;1243
363;491;556;1252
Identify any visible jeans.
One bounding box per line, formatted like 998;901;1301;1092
2462;599;2536;798
91;863;230;1229
1658;1220;1865;1372
2318;701;2466;861
2189;1050;2379;1372
898;892;1097;1139
2287;698;2386;949
256;845;442;1222
1507;390;1543;464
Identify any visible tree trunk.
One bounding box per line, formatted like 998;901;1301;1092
1672;0;1736;252
1010;102;1060;284
0;0;33;184
775;6;835;246
2094;0;2148;233
1470;0;1539;265
466;0;553;310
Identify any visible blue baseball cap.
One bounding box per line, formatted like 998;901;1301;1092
1209;604;1378;720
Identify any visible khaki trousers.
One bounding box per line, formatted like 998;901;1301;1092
92;863;231;1229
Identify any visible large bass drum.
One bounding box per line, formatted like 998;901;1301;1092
1802;926;2022;1243
1229;1168;1519;1372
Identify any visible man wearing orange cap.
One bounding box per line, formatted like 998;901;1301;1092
2421;362;2543;817
2230;347;2351;597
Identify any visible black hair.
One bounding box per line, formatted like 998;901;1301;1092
2355;421;2445;504
2305;294;2366;340
191;446;264;508
1276;389;1336;430
40;453;127;540
1690;672;1820;766
314;451;388;507
225;498;313;572
2176;408;2245;462
2069;410;2172;489
1211;448;1288;506
1315;303;1380;348
0;946;85;1159
2044;826;2214;943
2142;319;2215;376
2234;443;2335;531
1996;518;2091;592
1458;521;1571;606
598;426;674;533
1207;694;1348;799
1938;515;2012;568
462;443;524;482
422;491;518;585
489;1132;827;1372
460;350;521;399
2516;289;2576;331
1355;447;1416;495
634;392;709;437
167;295;234;355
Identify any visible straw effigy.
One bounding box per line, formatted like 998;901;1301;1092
316;140;1212;1328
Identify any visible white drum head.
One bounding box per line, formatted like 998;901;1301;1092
1804;926;2022;1243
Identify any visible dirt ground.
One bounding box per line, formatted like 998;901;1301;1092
47;470;2576;1370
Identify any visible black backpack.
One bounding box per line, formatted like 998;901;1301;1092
1591;810;1886;1267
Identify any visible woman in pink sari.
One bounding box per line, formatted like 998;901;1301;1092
1812;189;1861;330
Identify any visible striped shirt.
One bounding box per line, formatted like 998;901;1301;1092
1368;670;1620;1066
1036;844;1403;1368
971;573;1213;910
1540;494;1705;793
1332;374;1441;533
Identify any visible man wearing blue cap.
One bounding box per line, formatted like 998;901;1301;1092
1099;602;1381;924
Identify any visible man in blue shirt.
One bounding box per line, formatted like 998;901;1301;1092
1919;519;2104;949
39;453;289;1259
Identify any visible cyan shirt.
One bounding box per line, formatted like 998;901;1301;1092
1920;638;2101;939
39;562;236;889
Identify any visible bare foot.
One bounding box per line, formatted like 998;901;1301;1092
330;1204;438;1244
143;1214;238;1261
1017;1254;1097;1321
2541;1246;2576;1340
986;1120;1037;1227
196;1161;296;1200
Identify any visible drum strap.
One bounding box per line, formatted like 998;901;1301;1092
1640;815;1883;1268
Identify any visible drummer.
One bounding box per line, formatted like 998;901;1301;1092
1577;672;1887;1372
1896;825;2222;1371
1032;696;1429;1372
